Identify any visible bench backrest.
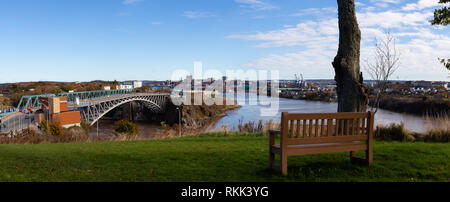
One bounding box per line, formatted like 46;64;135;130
280;112;374;145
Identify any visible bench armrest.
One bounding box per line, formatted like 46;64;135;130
269;130;280;135
269;130;280;146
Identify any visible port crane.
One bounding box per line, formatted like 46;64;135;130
294;74;304;88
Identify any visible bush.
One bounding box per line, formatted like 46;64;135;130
40;120;49;134
374;123;450;143
80;121;92;135
49;122;64;137
40;120;64;136
374;123;409;141
114;120;140;135
419;129;450;142
21;127;36;136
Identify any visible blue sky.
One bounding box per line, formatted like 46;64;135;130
0;0;449;83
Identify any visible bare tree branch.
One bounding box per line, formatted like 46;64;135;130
364;32;401;114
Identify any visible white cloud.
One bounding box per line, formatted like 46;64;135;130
227;0;450;81
357;10;433;28
369;0;402;8
291;7;337;17
123;0;143;5
371;0;402;3
182;11;216;19
355;1;365;7
402;0;440;11
235;0;276;10
243;48;338;79
227;19;338;48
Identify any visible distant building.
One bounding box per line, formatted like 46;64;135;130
115;81;142;90
123;80;143;89
36;97;81;128
432;82;448;89
116;84;133;90
103;86;111;90
413;81;432;88
185;75;193;82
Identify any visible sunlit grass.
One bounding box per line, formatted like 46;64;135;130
0;133;448;182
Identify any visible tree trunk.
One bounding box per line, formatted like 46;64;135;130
333;0;368;112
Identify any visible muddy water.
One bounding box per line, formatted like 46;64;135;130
93;94;447;137
213;94;448;133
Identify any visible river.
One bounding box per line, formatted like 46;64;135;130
213;93;448;133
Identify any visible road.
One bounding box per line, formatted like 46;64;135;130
0;113;35;134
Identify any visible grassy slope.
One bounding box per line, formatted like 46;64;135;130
0;134;448;182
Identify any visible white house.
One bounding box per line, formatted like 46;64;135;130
123;80;143;89
116;84;133;90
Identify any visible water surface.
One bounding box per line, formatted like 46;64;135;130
214;94;447;133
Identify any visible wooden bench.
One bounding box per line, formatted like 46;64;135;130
269;112;374;175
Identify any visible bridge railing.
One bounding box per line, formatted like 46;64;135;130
58;89;135;102
16;94;56;110
16;89;135;110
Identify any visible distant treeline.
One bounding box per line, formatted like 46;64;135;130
372;97;450;117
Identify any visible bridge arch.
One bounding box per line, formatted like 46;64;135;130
80;95;168;126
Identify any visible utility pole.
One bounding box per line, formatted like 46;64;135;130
176;107;181;137
46;108;49;133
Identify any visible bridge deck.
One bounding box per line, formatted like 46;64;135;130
68;93;170;108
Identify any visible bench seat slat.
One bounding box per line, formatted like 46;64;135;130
287;135;368;145
286;142;367;156
271;141;367;156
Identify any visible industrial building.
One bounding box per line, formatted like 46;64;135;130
35;96;81;128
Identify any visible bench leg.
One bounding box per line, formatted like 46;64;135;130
269;150;275;169
350;151;356;161
281;153;287;176
350;151;362;164
350;151;370;165
366;148;373;166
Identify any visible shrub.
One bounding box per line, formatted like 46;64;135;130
49;122;64;137
374;123;450;143
114;120;140;135
40;120;64;136
421;129;450;142
21;127;36;136
80;121;92;135
374;123;410;141
63;126;90;142
40;120;49;134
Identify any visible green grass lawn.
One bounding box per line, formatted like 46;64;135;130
0;133;448;182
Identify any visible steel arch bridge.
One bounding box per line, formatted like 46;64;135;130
16;89;135;110
70;93;170;126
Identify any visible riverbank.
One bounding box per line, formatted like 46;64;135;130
281;92;450;117
213;96;447;133
280;92;336;102
373;97;450;117
0;133;448;182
